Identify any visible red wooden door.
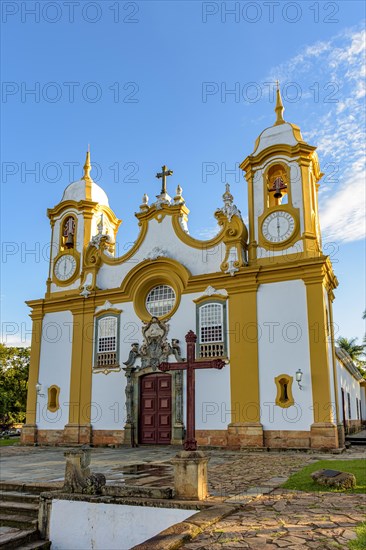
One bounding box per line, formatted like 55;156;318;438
139;374;172;444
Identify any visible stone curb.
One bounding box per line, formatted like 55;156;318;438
130;504;240;550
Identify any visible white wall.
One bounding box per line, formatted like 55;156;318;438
49;500;194;550
97;215;226;290
91;293;231;432
257;280;314;431
37;311;73;429
336;360;362;422
324;288;337;422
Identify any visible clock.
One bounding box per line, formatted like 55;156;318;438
262;210;296;244
54;254;77;281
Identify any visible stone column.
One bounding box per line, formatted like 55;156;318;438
172;450;209;500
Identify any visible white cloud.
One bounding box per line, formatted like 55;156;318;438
268;27;366;244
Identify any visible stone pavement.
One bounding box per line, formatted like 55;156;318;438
1;446;365;548
181;490;366;549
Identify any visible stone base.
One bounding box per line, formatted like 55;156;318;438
310;423;339;449
92;430;124;446
227;423;264;449
63;424;91;446
264;430;311;448
20;424;37;445
172;450;209;500
196;430;228;447
37;429;65;445
336;423;345;448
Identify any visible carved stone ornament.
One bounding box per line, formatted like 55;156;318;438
123;317;184;371
122;317;185;446
144;247;169;261
217;183;242;222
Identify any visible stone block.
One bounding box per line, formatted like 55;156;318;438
311;469;356;490
227;423;264;448
172;450;209;500
310;423;339;449
20;424;37;445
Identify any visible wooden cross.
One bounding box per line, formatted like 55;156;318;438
160;331;227;451
156;165;173;194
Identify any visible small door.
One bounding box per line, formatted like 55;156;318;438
139;374;172;444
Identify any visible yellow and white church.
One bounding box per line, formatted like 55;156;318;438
22;90;365;449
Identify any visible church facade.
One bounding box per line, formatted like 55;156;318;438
22;91;365;449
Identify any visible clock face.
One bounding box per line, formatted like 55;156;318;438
262;210;296;244
54;254;77;281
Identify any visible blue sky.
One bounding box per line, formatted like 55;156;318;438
1;1;365;346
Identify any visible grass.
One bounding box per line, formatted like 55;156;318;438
349;522;366;549
0;437;20;446
282;460;366;494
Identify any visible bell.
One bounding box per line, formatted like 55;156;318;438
272;176;287;199
65;232;74;249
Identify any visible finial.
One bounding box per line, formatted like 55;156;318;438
97;213;104;234
142;193;149;205
173;185;184;205
82;148;92;180
274;81;285;125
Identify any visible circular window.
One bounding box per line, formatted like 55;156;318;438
145;285;176;317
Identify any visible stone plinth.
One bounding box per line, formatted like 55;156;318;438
20;424;37;445
310;423;339;449
227;422;264;449
172;450;209;500
63;424;91;445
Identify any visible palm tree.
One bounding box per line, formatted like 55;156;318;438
336;336;365;372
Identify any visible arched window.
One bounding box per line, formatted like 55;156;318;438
61;215;76;250
198;302;226;358
95;315;119;367
266;164;288;207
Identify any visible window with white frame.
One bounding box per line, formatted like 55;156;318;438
198;302;226;358
95;315;119;367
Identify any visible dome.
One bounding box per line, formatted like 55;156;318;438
252;122;304;155
61;178;109;206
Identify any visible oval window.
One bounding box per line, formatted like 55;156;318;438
145;285;176;317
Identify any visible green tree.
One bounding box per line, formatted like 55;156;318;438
336;336;366;377
0;344;30;428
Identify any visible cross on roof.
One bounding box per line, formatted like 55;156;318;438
156;165;173;194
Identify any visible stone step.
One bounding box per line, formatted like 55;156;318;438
0;514;38;530
0;493;39;505
0;528;39;549
0;502;38;518
345;437;366;445
0;484;56;496
13;540;51;550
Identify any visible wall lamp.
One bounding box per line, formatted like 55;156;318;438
36;383;45;397
295;369;303;390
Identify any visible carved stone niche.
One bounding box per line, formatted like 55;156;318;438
123;317;184;446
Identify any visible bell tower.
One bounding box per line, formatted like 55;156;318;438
240;85;323;264
46;150;121;295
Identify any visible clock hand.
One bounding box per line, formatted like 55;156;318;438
277;212;280;237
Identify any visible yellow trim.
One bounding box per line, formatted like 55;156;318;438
275;374;294;408
193;294;228;305
47;385;60;413
228;282;260;422
94;307;122;318
305;281;335;423
25;306;44;424
120;258;189;322
68;300;95;426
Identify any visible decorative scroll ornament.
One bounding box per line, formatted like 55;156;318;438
90;214;113;251
225;247;240;276
217;183;241;222
144;247;169;261
123;317;184;371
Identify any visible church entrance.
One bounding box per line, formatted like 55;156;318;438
139;373;172;444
